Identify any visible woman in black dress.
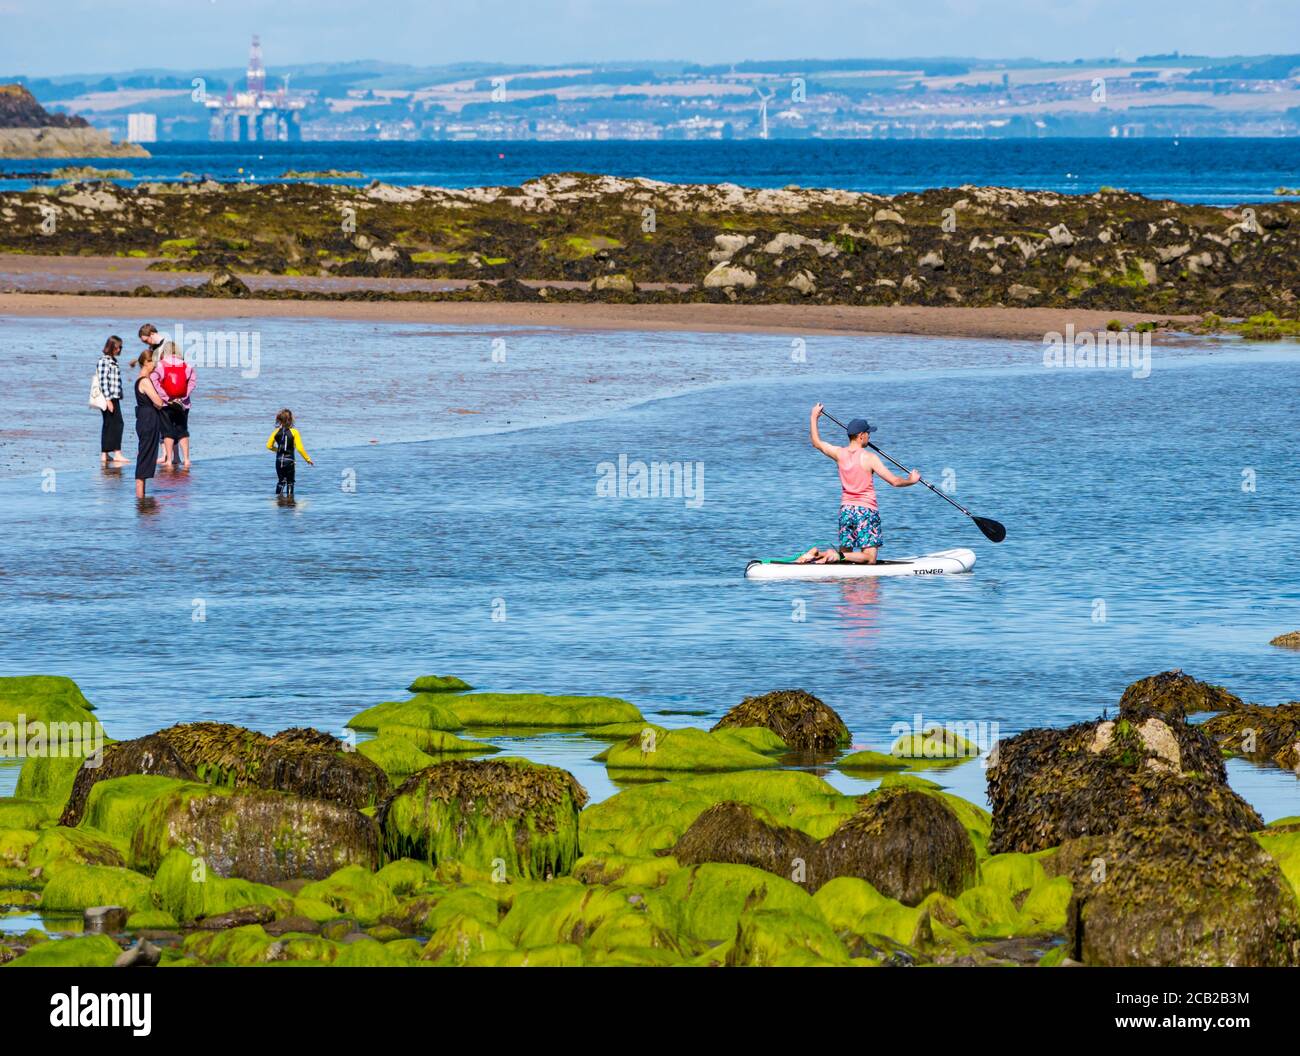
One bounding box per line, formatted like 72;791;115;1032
131;344;166;498
97;336;129;465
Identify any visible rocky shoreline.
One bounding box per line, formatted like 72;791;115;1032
2;667;1297;968
0;173;1297;321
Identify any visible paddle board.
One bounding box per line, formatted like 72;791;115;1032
744;547;976;580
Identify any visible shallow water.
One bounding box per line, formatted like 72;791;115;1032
1;326;1297;821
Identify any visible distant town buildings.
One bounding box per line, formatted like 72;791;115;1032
126;112;157;143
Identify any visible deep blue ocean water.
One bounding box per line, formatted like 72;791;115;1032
1;328;1297;819
5;138;1299;204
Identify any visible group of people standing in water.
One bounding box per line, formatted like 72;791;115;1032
95;322;311;500
96;323;195;498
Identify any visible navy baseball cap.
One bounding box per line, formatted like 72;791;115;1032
846;418;875;436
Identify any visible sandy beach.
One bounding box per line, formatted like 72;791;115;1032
0;289;1195;341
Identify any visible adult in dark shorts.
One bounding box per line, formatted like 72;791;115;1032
130;342;166;498
151;339;195;467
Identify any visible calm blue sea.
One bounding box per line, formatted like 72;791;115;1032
4;139;1299;204
1;326;1297;820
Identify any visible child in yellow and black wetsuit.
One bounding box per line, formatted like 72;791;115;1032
267;408;313;497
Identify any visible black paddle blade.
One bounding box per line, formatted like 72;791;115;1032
972;516;1006;543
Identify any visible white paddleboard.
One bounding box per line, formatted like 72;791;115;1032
744;547;976;580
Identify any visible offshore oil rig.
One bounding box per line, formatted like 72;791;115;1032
206;36;304;142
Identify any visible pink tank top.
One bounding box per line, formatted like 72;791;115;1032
837;446;877;509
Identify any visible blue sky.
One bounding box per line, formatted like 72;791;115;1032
2;0;1296;77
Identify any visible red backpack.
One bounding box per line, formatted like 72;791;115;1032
160;360;188;399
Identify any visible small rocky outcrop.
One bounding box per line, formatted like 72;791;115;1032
1201;703;1300;773
1116;669;1242;720
711;689;850;752
378;758;587;880
987;706;1262;854
669;802;817;879
1051;812;1300;967
61;723;389;823
810;788;977;904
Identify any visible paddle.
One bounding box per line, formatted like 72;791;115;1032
818;409;1007;543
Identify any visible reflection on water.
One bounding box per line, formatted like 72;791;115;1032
1;336;1298;822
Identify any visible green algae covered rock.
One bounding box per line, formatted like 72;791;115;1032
1018;876;1073;933
346;696;464;733
76;775;206;843
59;734;196;826
381;885;501;934
811;787;978;904
357;734;436;778
376;725;499;756
599;727;778;773
0;675;96;727
729;907;853;966
407;675;473;694
836;749;908;772
379;758;587;880
373;858;439;897
149;848;291;925
182;924;281;965
0;828;38;868
1118;669;1242;719
15;753;93;808
0;798;58;829
1255;826;1300;899
979;852;1046;897
1056;813;1300;966
447;693;643;728
129;785;380;883
497;881;679;953
711;689;849;752
334;937;415;967
40;863;152;913
580;770;859;857
952;883;1023;938
28;826;126;871
582;721;668;741
125;908;178;931
669;801;816;880
663;862;815;944
2;933;121;968
889;724;982;764
572;854;680;887
465;943;583;967
420;913;514;964
297;864;399;926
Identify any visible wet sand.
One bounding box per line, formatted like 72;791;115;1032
0;290;1195;342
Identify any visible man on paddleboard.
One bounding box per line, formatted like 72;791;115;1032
795;403;920;565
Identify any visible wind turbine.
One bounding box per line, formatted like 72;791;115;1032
756;88;774;140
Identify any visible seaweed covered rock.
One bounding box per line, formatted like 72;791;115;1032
1269;631;1300;649
406;675;473;694
598;727;778;773
1054;813;1300;967
60;733;195;826
580;770;859;857
130;785;380;883
1201;703;1300;774
346;695;464;733
987;711;1262;854
0;675;96;727
889;724;982;764
149;848;292;925
63;723;389;819
811;788;977;905
446;692;643;728
379;758;588;880
711;689;849;752
669;802;816;880
1117;669;1242;720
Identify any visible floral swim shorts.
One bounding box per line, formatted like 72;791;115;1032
839;504;882;551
